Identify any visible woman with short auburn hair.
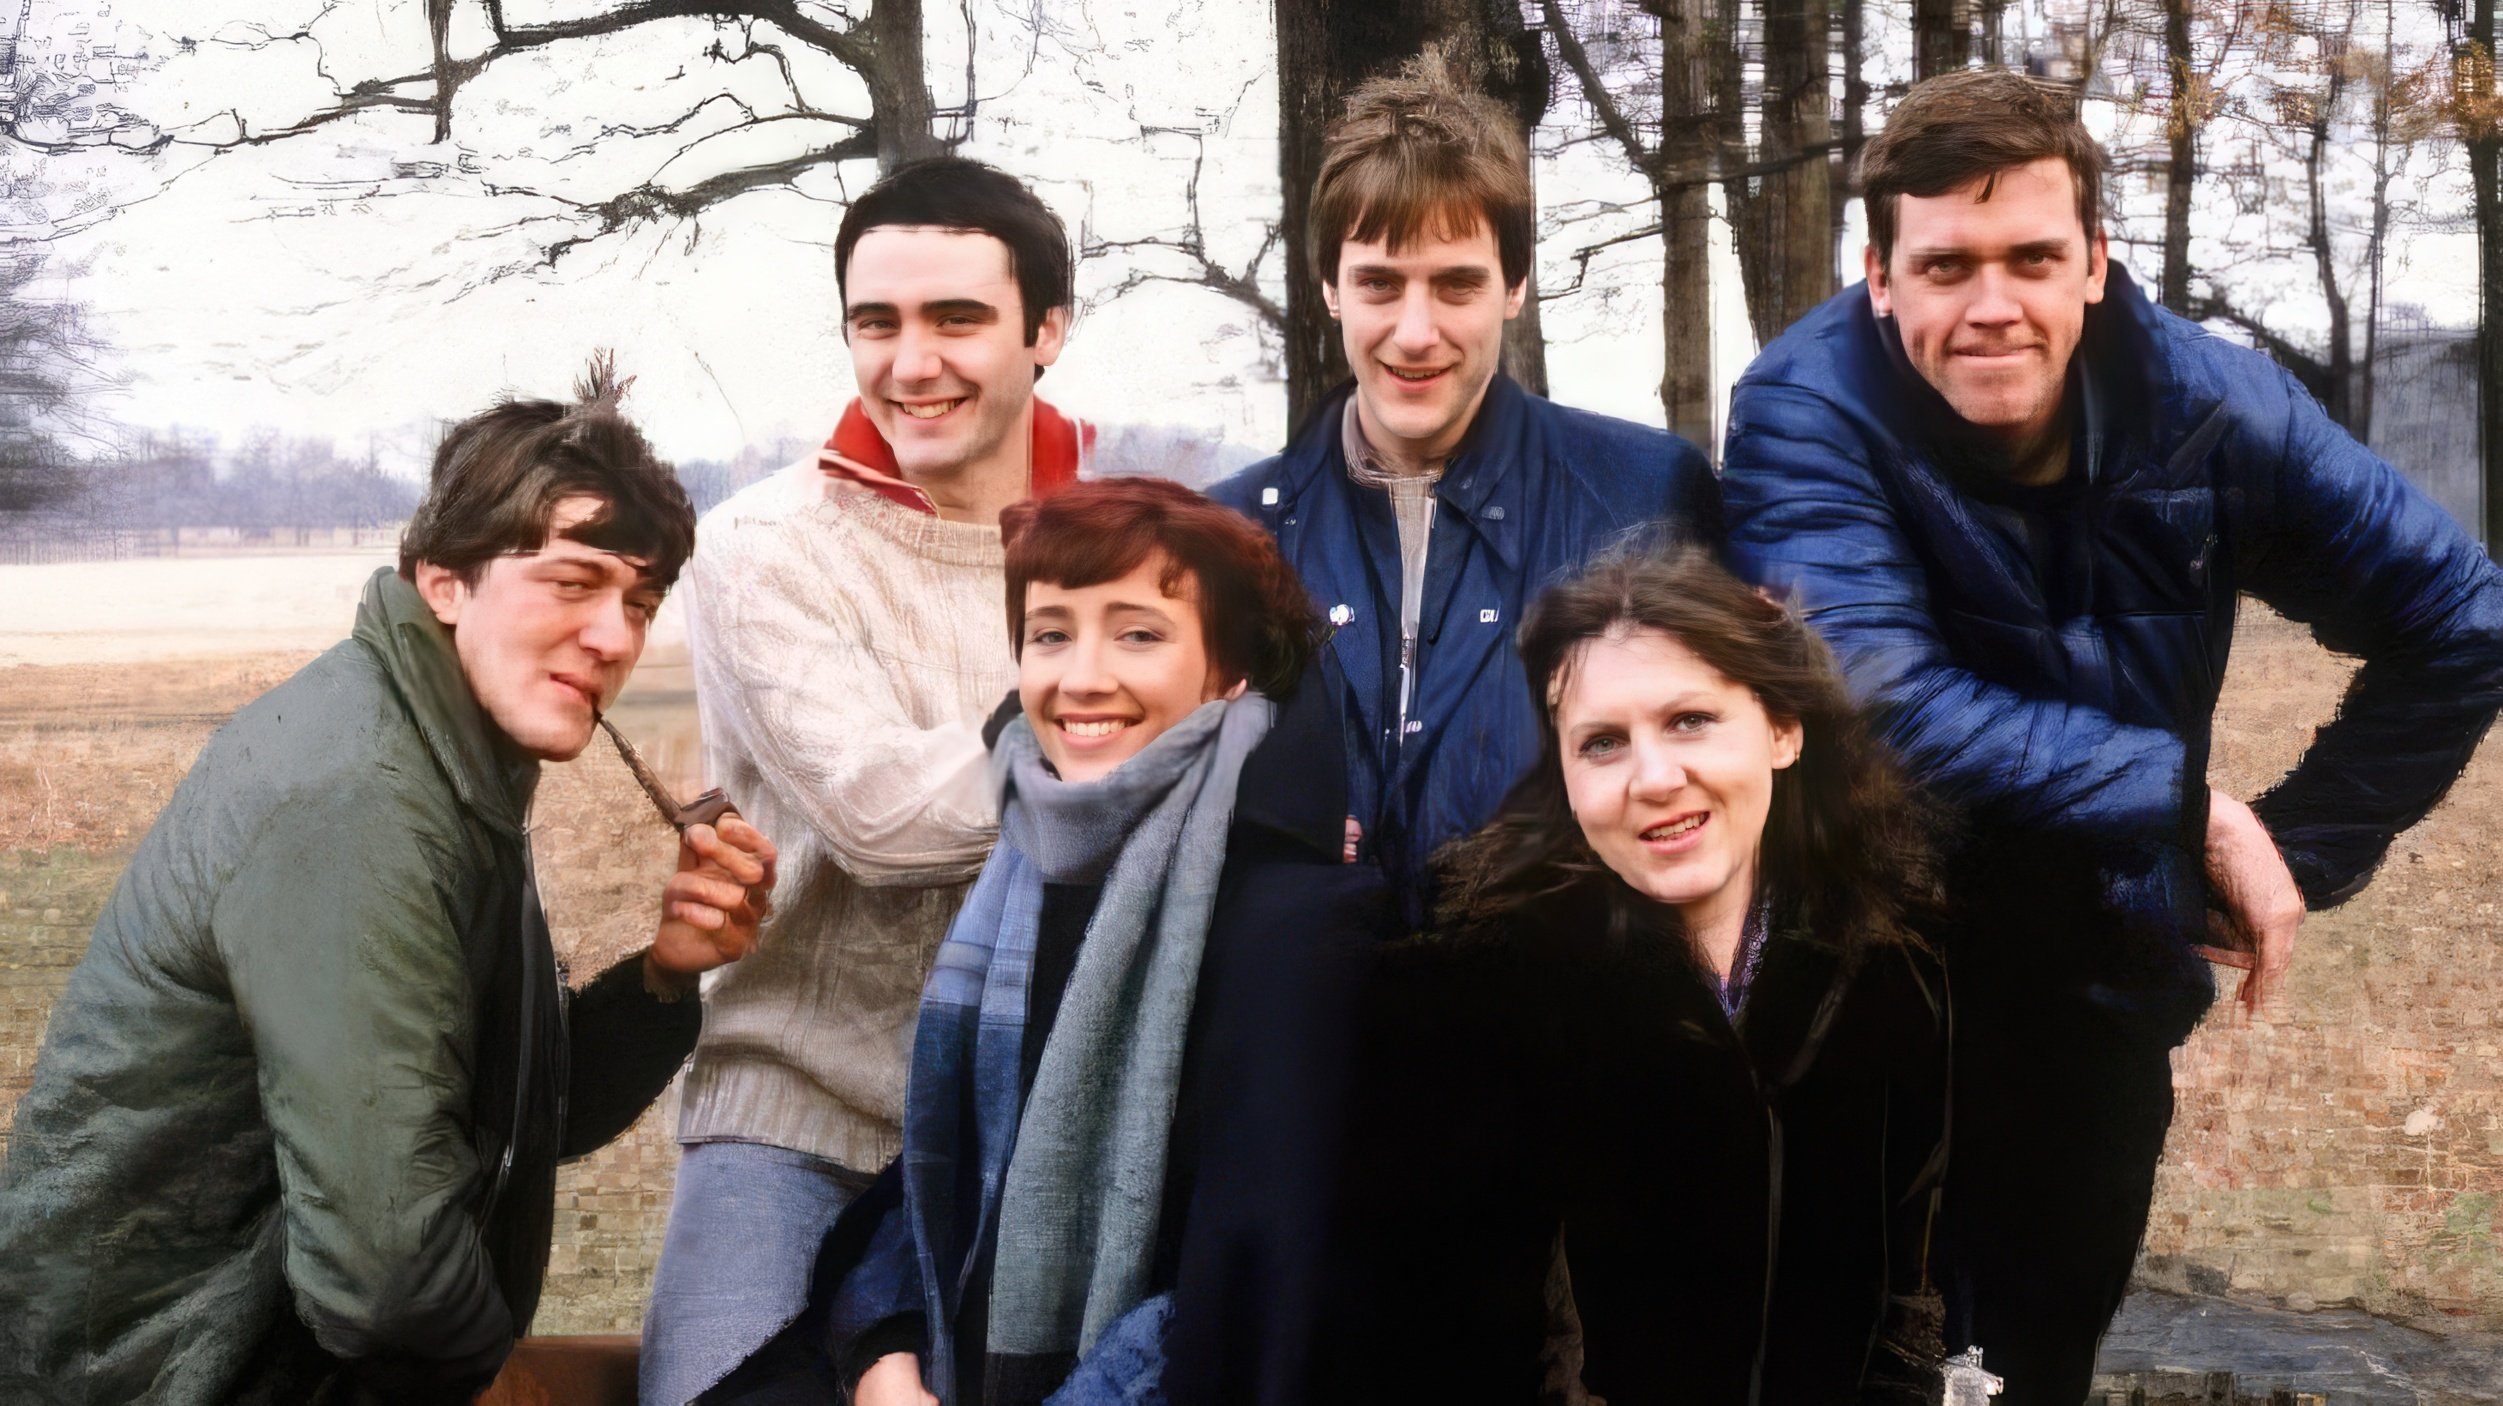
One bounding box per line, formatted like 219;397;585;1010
1341;546;1951;1404
821;476;1386;1406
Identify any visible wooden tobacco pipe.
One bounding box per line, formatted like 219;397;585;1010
596;716;736;834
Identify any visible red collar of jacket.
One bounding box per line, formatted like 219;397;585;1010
817;396;1089;515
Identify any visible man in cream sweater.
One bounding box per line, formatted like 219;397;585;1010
642;157;1089;1404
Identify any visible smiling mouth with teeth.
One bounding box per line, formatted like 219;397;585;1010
1385;366;1447;382
1640;815;1706;841
899;399;963;419
1060;718;1132;738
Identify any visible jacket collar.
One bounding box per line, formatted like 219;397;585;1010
1230;673;1355;862
1275;373;1530;575
351;567;536;837
1561;880;1861;1094
1431;373;1528;575
820;396;1088;515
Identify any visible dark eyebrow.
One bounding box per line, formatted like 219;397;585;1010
2009;240;2069;259
1104;601;1181;627
1342;262;1404;281
848;298;1001;322
1023;604;1075;624
1433;267;1493;286
523;543;661;585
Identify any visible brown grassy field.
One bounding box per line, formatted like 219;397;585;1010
0;644;700;1332
2;604;2499;1336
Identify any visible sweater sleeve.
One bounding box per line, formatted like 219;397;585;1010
685;493;998;888
215;785;511;1395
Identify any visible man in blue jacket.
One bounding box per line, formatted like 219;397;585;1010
1722;69;2503;1404
1212;63;1719;922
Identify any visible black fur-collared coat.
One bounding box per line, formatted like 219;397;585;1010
1334;880;1949;1405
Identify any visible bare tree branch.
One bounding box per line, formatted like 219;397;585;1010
1080;129;1285;331
6;1;933;271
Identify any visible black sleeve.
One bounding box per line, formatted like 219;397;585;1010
559;954;703;1157
835;1312;931;1393
1869;946;1953;1400
1330;936;1562;1405
1160;863;1385;1406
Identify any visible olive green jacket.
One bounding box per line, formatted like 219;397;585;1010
0;569;698;1404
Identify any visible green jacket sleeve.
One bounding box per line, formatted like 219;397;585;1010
215;783;512;1393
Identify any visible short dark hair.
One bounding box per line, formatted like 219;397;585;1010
1860;67;2105;269
1439;547;1939;951
398;353;694;589
835;156;1074;345
1310;52;1535;291
999;477;1317;699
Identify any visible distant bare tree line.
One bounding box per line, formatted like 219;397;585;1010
3;0;2495;547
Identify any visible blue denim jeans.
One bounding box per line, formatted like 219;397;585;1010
640;1141;874;1405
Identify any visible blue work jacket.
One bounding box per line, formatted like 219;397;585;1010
1723;266;2503;1043
1211;374;1720;922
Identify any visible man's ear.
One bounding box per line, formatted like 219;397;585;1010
1503;278;1528;319
1320;275;1342;322
1223;677;1249;702
1031;305;1071;370
413;562;469;629
2083;229;2110;306
1864;243;1892;317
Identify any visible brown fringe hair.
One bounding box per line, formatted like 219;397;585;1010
398;351;694;588
1309;48;1536;291
1000;476;1319;700
1860;67;2106;270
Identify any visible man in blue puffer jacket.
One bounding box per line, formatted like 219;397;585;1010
1213;63;1719;925
1723;69;2503;1405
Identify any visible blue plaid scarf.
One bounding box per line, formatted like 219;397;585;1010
898;694;1274;1402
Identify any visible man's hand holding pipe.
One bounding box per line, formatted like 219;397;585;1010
646;816;778;997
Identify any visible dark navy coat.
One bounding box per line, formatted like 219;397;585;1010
1723;266;2503;1042
821;680;1388;1406
1210;374;1720;920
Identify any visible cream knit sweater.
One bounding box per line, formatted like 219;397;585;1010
677;460;1012;1171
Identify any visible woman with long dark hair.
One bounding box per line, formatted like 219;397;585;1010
1343;546;1950;1404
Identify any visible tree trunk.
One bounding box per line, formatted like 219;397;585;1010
868;0;943;170
2472;0;2503;555
2161;0;2195;314
1714;0;1767;350
2304;106;2353;430
1977;0;2009;65
1661;0;1717;450
1914;0;1970;80
2481;131;2503;555
2357;0;2395;444
1274;0;1553;423
1751;0;1835;345
1836;0;1866;263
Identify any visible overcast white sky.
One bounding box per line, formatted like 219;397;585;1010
5;0;2480;476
